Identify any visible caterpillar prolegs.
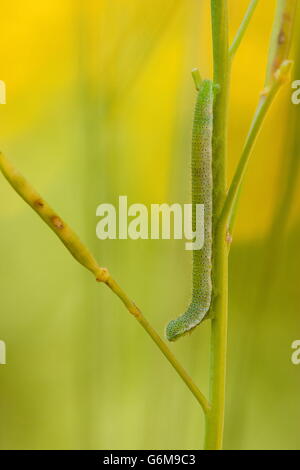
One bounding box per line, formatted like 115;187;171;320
166;79;213;342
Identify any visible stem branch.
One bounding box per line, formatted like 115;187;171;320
223;0;297;234
222;65;293;234
229;0;259;59
0;151;210;415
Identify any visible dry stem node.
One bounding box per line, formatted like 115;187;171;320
96;268;110;283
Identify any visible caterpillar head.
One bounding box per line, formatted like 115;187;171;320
165;318;185;342
165;303;207;341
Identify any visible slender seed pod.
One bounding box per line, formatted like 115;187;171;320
166;79;213;341
0;152;109;282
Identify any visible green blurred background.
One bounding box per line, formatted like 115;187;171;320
0;0;299;450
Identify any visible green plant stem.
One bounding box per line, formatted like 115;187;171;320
210;1;230;221
106;277;210;413
221;60;292;234
204;0;230;450
229;0;259;59
205;222;229;449
0;151;210;416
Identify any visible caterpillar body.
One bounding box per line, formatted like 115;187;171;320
166;79;213;342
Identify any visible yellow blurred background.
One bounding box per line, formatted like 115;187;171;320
0;0;299;449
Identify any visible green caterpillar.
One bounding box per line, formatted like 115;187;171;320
166;79;213;342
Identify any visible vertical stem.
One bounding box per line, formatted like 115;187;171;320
204;1;230;450
210;1;229;221
205;226;229;449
